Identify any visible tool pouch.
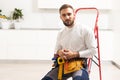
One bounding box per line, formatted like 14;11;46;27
64;59;85;74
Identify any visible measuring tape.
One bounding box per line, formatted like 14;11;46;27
57;57;65;80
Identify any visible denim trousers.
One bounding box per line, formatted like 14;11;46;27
41;67;89;80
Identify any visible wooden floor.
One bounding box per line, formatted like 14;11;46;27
0;60;119;80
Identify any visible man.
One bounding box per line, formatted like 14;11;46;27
42;4;97;80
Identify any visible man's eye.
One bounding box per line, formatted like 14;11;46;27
67;13;71;16
62;13;71;17
63;14;66;17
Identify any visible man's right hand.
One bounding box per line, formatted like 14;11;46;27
57;49;67;60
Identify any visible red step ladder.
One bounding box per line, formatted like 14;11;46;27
75;7;102;80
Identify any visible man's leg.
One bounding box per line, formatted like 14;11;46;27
41;67;58;80
41;76;53;80
72;69;89;80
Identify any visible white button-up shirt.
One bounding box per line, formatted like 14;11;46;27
54;23;97;58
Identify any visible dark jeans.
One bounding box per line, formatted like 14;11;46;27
41;67;89;80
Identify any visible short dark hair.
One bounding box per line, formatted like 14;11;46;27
59;4;74;13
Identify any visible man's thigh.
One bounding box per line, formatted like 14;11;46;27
42;67;58;80
42;67;72;80
72;69;89;80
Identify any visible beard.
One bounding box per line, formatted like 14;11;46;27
63;20;74;27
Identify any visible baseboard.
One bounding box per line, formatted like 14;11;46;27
111;60;120;69
0;59;52;64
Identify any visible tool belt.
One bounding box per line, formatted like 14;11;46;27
56;57;87;80
64;59;83;74
58;58;87;74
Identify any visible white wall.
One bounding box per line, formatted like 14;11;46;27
111;0;120;64
0;0;61;29
0;30;58;60
38;0;112;9
0;0;112;29
0;30;113;60
0;0;115;60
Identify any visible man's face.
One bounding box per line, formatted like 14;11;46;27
60;8;75;27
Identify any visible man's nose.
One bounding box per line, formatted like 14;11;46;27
65;15;70;19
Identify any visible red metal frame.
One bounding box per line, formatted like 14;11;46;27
75;8;102;80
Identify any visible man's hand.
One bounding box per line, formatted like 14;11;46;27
64;49;79;59
57;49;79;60
57;49;67;60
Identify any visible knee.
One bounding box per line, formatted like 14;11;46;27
73;75;89;80
73;76;82;80
41;76;53;80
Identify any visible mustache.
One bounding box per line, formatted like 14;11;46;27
65;19;70;22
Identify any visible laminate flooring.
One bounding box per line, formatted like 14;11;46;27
0;60;119;80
